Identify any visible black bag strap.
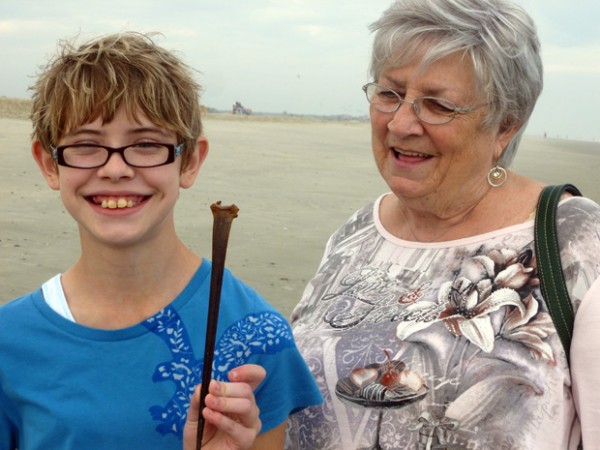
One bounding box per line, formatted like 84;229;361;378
534;184;584;447
534;184;581;364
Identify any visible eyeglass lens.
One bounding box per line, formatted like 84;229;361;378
364;84;459;124
60;144;173;168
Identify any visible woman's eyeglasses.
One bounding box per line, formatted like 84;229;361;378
362;83;486;125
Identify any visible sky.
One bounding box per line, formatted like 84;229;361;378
1;0;598;142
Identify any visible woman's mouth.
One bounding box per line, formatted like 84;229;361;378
392;148;431;159
89;195;147;209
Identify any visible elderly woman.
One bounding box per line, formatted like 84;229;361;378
286;0;600;449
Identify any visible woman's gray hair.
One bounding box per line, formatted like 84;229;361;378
369;0;542;166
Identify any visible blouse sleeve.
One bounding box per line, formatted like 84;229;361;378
558;196;600;447
570;276;600;447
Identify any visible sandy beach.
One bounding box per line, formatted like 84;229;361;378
1;99;599;317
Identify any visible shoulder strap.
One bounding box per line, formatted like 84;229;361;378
534;184;582;364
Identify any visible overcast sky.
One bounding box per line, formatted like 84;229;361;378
1;0;598;141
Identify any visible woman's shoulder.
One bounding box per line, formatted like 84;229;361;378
555;195;600;296
558;194;600;215
556;194;600;239
327;197;380;247
556;195;600;237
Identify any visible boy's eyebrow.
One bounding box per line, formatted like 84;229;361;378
64;128;102;138
127;126;173;137
64;126;172;139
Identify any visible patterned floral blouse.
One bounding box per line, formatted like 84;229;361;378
286;194;600;450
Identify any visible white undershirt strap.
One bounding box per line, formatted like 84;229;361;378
41;274;76;322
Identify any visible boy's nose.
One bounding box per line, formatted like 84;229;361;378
97;151;135;178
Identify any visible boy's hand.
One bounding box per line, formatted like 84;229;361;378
183;364;266;450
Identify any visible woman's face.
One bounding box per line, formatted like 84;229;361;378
370;52;513;210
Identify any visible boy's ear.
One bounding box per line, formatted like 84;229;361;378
180;136;209;189
32;140;60;190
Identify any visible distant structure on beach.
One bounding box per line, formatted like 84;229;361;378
232;101;252;115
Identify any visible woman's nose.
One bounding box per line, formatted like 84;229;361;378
387;100;424;136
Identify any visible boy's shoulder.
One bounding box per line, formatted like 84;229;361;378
0;289;44;335
1;289;41;313
220;266;280;315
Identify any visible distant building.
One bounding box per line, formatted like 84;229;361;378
232;101;252;115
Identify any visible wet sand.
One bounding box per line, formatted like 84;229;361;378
1;107;599;317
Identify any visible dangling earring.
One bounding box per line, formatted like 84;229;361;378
487;165;507;187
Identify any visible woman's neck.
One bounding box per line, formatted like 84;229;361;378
380;173;542;242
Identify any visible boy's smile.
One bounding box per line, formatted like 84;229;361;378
90;194;147;209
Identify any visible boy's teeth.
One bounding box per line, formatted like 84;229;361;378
100;197;138;209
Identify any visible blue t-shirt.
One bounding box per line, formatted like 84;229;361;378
0;261;322;450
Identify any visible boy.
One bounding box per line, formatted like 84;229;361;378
0;32;321;450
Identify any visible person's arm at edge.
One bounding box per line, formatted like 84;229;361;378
249;422;285;450
571;276;600;448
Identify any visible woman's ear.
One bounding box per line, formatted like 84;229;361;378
180;136;209;189
32;140;60;190
494;121;521;160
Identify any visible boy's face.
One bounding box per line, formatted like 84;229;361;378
32;104;207;248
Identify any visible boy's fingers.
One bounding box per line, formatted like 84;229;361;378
227;364;266;389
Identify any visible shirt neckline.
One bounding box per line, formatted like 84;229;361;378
33;260;210;341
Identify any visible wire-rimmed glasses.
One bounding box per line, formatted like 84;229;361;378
362;82;485;125
51;142;184;169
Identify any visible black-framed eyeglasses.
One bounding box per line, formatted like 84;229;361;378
362;82;486;125
51;142;184;169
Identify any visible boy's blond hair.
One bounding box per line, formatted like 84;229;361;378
30;31;203;168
